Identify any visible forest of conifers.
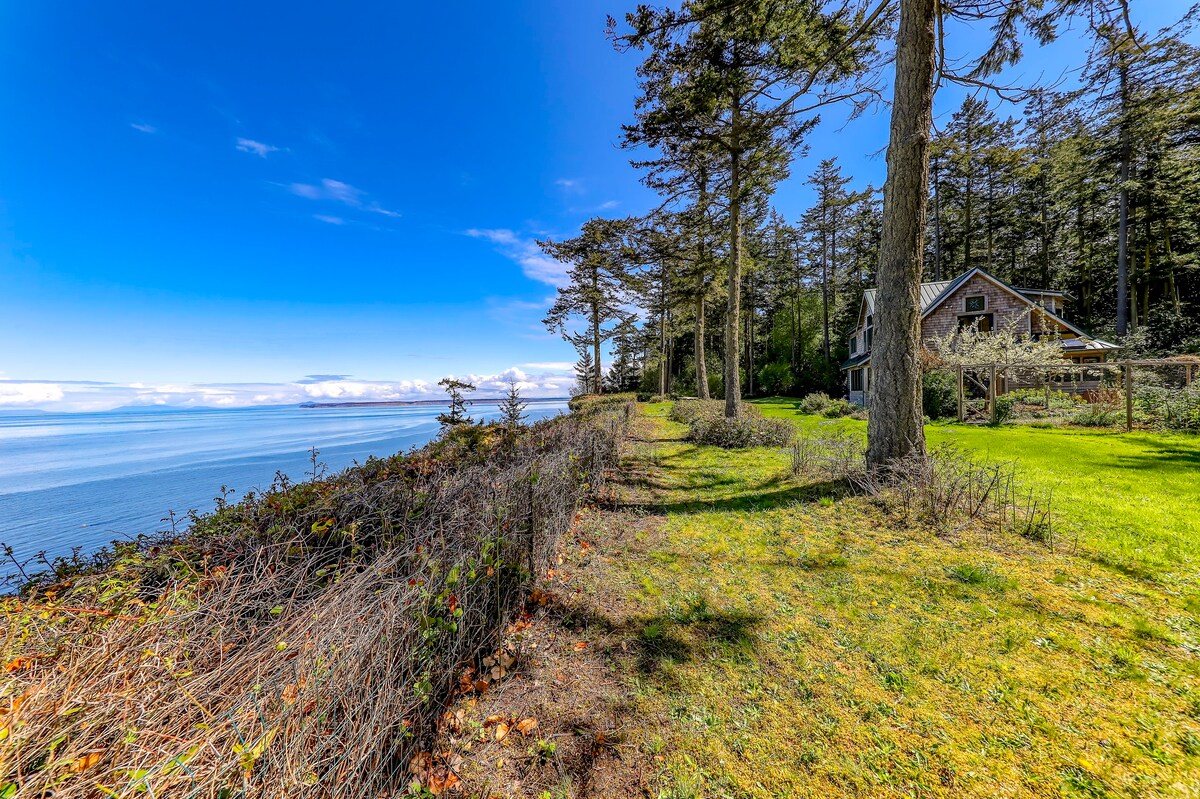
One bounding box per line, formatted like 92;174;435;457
541;4;1199;399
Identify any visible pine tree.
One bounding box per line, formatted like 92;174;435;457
436;378;475;430
867;0;1135;467
615;0;883;417
541;218;640;395
573;349;596;395
499;379;527;430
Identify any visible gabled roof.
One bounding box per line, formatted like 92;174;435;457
1063;337;1121;352
846;268;1117;370
861;280;954;318
919;267;1094;339
840;352;871;370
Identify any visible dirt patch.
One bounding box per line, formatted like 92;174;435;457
424;509;668;798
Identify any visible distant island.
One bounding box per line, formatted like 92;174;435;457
298;397;568;409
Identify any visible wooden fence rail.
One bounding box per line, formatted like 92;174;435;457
948;358;1196;432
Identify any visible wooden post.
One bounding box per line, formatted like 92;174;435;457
989;363;998;425
956;365;964;423
1124;360;1133;432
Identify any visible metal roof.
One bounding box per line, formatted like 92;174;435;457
1062;337;1121;351
861;279;955;317
840;352;871;370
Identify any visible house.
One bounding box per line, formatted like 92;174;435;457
841;267;1120;406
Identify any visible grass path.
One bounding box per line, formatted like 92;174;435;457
560;404;1200;798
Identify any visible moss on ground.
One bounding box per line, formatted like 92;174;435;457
560;403;1200;798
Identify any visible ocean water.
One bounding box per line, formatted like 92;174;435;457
0;402;567;567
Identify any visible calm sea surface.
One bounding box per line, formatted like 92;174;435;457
0;402;567;566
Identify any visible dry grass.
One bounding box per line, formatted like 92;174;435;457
0;407;628;798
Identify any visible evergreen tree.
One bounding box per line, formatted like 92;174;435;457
499;379;527;430
615;0;883;417
436;378;475;430
541;218;640;395
573;348;596;395
867;0;1135;467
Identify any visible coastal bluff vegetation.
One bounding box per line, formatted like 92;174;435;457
0;395;632;798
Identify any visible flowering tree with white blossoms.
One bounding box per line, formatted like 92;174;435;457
926;309;1065;368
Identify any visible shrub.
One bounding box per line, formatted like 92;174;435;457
568;392;637;415
790;435;1054;539
822;399;854;418
1007;387;1077;411
757;361;793;395
991;394;1017;425
791;429;865;482
670;399;760;425
1072;404;1123;427
797;392;832;414
922;370;958;420
685;414;794;449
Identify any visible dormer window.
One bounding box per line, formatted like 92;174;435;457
964;295;986;313
850;337;858;355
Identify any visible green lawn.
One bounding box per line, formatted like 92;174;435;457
752;397;1200;582
560;404;1200;798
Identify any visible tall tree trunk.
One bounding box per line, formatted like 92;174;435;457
746;271;755;396
932;153;943;281
965;125;974;270
658;280;667;396
866;0;935;467
821;216;831;362
1116;53;1131;336
695;293;709;398
592;309;603;394
724;100;743;419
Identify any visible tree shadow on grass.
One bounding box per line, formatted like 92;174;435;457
1109;436;1200;471
549;595;763;682
619;475;850;515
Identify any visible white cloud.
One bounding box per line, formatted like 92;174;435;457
290;178;364;204
288;178;400;219
0;382;65;405
464;228;568;288
555;178;581;191
130;122;158;134
236;137;280;157
313;214;344;225
0;368;576;412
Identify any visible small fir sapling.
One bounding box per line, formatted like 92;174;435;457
436;378;476;430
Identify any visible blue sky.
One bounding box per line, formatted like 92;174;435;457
0;1;1190;410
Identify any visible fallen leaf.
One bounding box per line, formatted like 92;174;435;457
484;714;506;726
428;770;460;795
573;641;588;651
516;717;538;736
73;752;103;772
494;722;509;742
4;658;31;674
473;680;490;693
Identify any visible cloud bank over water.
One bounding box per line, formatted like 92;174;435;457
0;365;574;413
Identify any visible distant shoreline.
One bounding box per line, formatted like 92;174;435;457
298;397;569;409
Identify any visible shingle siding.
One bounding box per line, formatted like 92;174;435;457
922;274;1032;343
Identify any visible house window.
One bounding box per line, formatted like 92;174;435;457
850;369;863;391
850;337;857;355
866;327;873;349
958;313;993;333
965;295;986;313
